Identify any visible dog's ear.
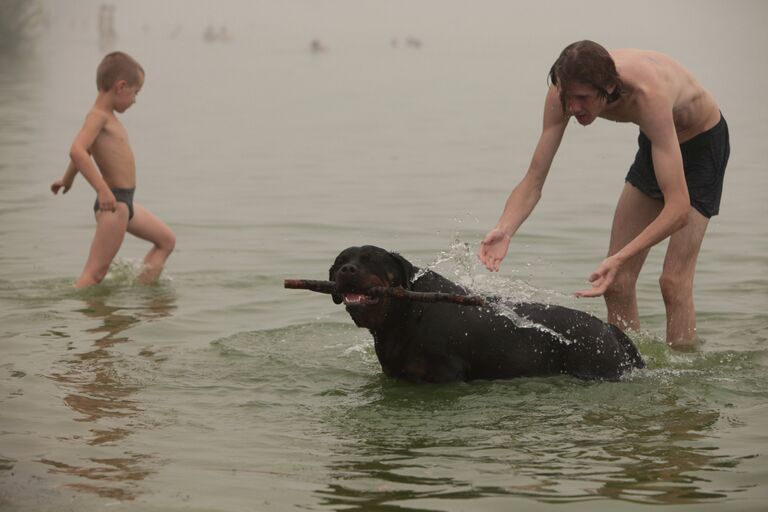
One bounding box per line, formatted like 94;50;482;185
328;263;343;304
388;251;416;289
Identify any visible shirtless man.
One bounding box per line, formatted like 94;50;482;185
478;41;730;347
51;51;176;288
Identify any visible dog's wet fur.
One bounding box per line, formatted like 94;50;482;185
329;245;645;383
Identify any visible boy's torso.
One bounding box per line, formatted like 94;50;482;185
91;110;136;189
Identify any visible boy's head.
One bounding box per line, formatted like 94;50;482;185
96;51;144;92
548;40;622;113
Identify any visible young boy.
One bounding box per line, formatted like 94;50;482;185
51;51;175;288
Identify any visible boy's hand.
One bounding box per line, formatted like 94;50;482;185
97;189;117;213
51;179;71;195
478;228;512;272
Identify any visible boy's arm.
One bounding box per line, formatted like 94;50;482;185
68;110;116;211
479;86;569;271
51;160;79;194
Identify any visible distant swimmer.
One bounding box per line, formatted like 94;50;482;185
310;38;327;54
405;36;422;49
203;25;216;43
203;25;232;43
478;41;729;347
51;52;176;288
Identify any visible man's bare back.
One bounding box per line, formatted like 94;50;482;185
601;49;721;142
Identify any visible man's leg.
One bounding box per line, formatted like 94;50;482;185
127;203;176;284
603;183;663;330
75;206;130;288
660;208;709;347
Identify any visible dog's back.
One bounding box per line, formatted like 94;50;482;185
408;270;645;381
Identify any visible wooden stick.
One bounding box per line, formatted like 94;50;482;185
284;279;486;307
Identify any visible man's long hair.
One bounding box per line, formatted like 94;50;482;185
548;40;623;112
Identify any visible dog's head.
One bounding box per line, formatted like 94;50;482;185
328;245;415;329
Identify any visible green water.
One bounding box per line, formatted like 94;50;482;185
1;1;767;510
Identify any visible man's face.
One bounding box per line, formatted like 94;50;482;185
563;81;605;126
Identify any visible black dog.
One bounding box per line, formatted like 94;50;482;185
329;245;645;383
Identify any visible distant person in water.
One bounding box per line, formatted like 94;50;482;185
51;51;175;288
478;41;729;347
310;38;326;53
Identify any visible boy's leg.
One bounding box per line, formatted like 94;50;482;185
75;206;130;288
603;183;663;330
660;208;709;347
127;203;176;284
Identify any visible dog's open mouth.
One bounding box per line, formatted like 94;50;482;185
343;293;380;306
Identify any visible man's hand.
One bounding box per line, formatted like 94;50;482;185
478;228;512;272
575;255;622;298
50;178;71;195
97;189;117;213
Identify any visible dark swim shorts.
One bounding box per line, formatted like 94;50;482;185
625;114;730;218
93;187;135;220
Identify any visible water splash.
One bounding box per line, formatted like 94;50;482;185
415;238;568;303
491;301;576;345
101;258;143;286
99;258;173;287
412;238;576;344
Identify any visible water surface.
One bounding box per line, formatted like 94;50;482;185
1;1;767;510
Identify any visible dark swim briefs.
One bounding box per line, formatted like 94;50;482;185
625;114;730;218
93;187;135;220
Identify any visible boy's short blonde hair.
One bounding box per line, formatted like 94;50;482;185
96;51;144;91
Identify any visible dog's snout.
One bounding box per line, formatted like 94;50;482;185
338;263;359;275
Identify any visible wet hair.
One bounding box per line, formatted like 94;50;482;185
96;51;144;91
548;40;623;112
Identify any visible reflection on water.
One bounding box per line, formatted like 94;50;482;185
41;287;176;500
315;378;738;509
587;397;727;504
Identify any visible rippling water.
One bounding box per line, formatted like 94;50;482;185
1;1;767;510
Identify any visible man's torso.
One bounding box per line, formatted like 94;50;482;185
600;49;721;143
